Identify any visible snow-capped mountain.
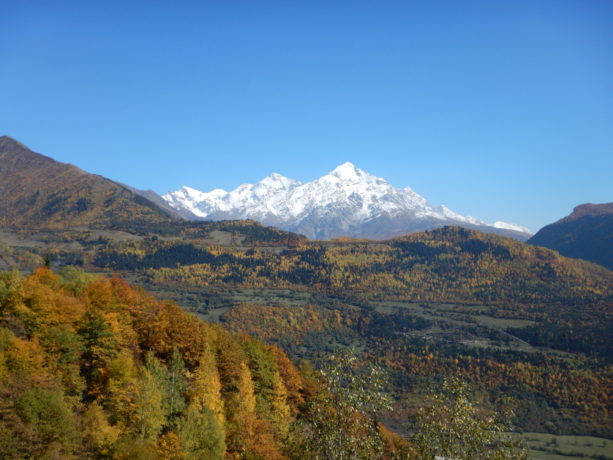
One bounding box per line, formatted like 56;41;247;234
163;162;532;240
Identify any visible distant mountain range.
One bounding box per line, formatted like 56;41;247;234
163;162;532;240
528;203;613;270
13;135;613;257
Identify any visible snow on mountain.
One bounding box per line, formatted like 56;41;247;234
492;221;533;234
162;162;533;240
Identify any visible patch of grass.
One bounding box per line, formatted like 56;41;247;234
474;315;536;329
518;432;613;460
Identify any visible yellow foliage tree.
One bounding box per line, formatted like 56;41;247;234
188;347;225;426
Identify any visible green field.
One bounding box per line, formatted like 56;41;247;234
520;433;613;460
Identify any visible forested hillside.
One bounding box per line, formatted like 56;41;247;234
0;268;310;458
134;226;612;307
93;226;612;361
83;227;613;437
2;267;533;459
1;225;612;446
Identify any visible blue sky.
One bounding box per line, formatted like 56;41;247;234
1;0;612;232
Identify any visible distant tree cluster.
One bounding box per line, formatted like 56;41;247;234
130;228;612;312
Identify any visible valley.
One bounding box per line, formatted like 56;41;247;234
2;222;611;446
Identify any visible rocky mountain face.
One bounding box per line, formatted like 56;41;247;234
528;203;613;270
0;136;176;231
163;162;532;240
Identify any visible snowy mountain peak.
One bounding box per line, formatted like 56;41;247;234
163;164;532;241
329;162;366;180
181;186;214;199
181;185;202;194
257;172;301;189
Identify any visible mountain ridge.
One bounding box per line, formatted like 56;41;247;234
528;202;613;271
0;135;177;231
163;162;532;240
560;202;613;223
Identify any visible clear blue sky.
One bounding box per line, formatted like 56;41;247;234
1;0;612;232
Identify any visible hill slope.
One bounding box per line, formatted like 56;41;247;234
528;203;613;270
0;268;311;458
126;226;612;310
0;136;176;231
